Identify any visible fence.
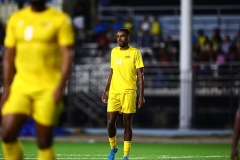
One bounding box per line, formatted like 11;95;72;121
64;62;240;128
69;62;240;96
0;61;238;128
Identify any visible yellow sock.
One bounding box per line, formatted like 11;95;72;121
2;140;24;160
38;147;55;160
123;141;131;157
109;136;117;149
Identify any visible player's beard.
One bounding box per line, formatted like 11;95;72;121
118;41;127;48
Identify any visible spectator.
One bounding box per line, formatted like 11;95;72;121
96;32;110;58
211;27;222;52
109;17;124;42
112;17;123;33
158;47;169;64
221;35;231;55
139;15;151;47
151;15;162;43
233;31;240;48
92;18;109;41
123;16;135;42
197;29;207;47
216;50;225;65
200;37;216;62
73;16;85;41
225;45;236;62
142;51;157;65
164;36;178;62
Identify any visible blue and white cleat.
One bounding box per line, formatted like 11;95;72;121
123;156;129;160
107;147;118;160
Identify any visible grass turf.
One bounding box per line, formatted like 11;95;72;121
0;141;231;159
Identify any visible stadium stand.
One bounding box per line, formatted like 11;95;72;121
1;1;240;129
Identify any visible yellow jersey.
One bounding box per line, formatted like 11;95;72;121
4;6;75;88
110;46;144;93
151;21;161;35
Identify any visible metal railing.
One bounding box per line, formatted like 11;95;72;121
64;62;240;127
0;61;238;127
0;62;238;98
69;62;240;97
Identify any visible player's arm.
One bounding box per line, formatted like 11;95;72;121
102;69;113;103
137;67;144;109
1;47;16;106
1;13;17;107
54;13;75;103
54;46;73;103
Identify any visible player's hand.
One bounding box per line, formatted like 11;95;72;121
54;85;64;104
102;91;108;103
138;96;145;109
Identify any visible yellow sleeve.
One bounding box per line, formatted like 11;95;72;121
4;15;16;47
58;14;75;46
135;50;144;69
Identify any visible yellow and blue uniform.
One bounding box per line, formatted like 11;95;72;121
2;6;74;126
108;46;144;113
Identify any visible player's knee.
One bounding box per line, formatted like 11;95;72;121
38;140;52;149
1;131;17;143
107;119;116;126
37;137;52;149
124;124;132;131
123;118;132;127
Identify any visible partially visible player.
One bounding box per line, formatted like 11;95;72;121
0;0;75;159
102;28;144;160
231;107;240;160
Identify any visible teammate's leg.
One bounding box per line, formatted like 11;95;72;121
107;112;119;160
121;92;136;159
231;109;240;160
107;112;118;148
1;114;28;160
35;122;55;160
123;113;133;159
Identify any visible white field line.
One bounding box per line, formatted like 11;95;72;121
0;154;229;159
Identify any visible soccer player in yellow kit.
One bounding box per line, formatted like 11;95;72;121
0;0;74;159
102;28;144;160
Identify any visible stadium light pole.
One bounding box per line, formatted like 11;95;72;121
179;0;193;129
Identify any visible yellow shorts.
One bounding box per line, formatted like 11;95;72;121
1;83;62;126
107;92;136;114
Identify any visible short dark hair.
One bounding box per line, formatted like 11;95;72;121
118;28;130;36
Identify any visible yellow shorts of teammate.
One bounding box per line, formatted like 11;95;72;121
1;83;62;126
107;92;136;114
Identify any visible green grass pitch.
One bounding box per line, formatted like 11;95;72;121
0;141;231;159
